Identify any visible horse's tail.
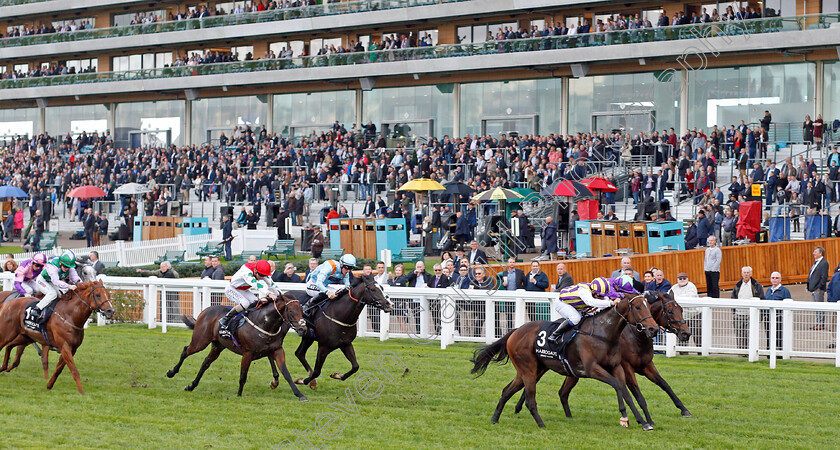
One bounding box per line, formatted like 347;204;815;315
470;329;515;377
181;315;196;330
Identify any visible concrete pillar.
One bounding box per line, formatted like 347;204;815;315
815;60;824;118
185;98;192;146
109;102;116;142
680;69;689;132
560;77;569;135
453;83;461;138
266;93;274;134
355;88;363;129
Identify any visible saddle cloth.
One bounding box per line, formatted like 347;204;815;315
534;320;579;361
23;301;52;332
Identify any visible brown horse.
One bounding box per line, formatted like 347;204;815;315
166;295;309;400
513;291;693;425
0;281;114;393
470;293;660;429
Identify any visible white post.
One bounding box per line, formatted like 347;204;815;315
116;240;127;267
147;279;158;329
514;297;526;328
782;300;793;359
701;306;711;356
379;309;390;342
358;305;368;336
178;234;188;258
160;284;168;333
665;331;677;357
97;312;105;326
202;286;211;311
835;311;840;368
485;298;495;344
192;286;201;319
769;307;777;369
381;249;392;268
419;295;429;339
2;276;13;291
748;306;759;362
440;295;455;350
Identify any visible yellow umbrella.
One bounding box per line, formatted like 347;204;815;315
471;187;524;202
398;178;446;191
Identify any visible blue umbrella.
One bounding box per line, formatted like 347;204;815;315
0;185;28;198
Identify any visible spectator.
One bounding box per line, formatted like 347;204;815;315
247;255;258;264
668;272;700;348
303;258;319;283
373;261;389;285
430;263;450;288
763;271;790;351
221;215;232;260
454;211;470;247
731;266;763;350
136;261;179;278
696;210;711;247
552;263;575;292
721;208;736;246
684;219;698;249
208;256;224;280
611;257;640;280
704;235;721;298
4;255;18;272
89;251;105;275
406;261;433;334
807;246;829;330
273;262;302;283
624;268;646;293
310;227;324;258
388;264;408;287
646;269;672;293
541;216;558;259
200;256;214;279
467;240;487;265
524;261;549;292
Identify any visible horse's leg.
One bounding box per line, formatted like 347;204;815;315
1;345;12;371
46;357;66;390
8;343;28;372
185;344;223;392
167;329;213;378
301;344;332;389
269;358;280;389
294;336;316;379
41;345;50;379
521;373;545;428
558;376;580;419
490;373;524;424
236;352;253;397
273;348;308;402
624;363;654;427
589;364;651;430
52;345;84;394
642;363;692;417
331;343;359;381
513;367;548;414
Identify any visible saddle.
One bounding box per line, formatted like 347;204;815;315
535;318;587;363
23;301;54;346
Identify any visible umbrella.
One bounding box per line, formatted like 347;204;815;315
544;179;595;198
113;183;151;195
581;176;618;193
443;181;473;197
472;187;524;202
398;178;445;191
0;185;28;198
68;185;107;198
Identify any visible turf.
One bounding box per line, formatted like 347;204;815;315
0;324;837;449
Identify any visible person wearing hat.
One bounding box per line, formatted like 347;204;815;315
13;252;47;298
684;218;698;249
32;250;81;325
218;259;278;338
669;272;700;348
302;253;359;317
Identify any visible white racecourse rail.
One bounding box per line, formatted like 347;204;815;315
2;272;835;369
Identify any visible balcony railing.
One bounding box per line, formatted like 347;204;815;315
0;0;470;48
2;13;838;90
0;0;51;7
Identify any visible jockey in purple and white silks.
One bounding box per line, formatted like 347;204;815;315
547;277;617;343
13;252;47;297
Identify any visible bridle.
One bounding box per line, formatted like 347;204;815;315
347;280;390;310
72;284;113;314
274;295;302;332
650;293;687;334
615;294;654;332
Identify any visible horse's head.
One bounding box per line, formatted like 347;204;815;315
78;263;98;282
76;280;115;320
650;291;691;342
617;293;658;338
350;275;393;313
278;295;306;337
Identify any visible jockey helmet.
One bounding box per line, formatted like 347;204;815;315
254;260;272;277
611;275;638;295
589;277;612;297
32;252;47;265
339;254;359;270
59;250;77;268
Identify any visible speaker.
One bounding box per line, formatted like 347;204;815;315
359;77;376;91
570;63;590;78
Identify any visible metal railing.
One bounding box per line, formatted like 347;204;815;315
4;12;839;90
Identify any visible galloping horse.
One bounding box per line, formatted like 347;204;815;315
285;274;392;389
513;291;693;425
0;280;114;393
166;294;308;400
471;293;659;429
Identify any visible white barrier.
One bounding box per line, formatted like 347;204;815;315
38;273;836;368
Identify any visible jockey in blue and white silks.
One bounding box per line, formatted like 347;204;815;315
303;254;359;312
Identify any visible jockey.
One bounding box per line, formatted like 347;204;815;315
13;252;47;297
303;254;358;314
218;259;278;338
608;275;640;297
547;277;618;343
32;250;81;324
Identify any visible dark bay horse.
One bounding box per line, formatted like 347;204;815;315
166;295;309;400
0;281;114;393
514;291;693;425
285;274;392;389
470;293;660;429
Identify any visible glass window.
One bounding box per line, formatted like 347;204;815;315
363;85;455;141
419;29;437;46
45;104;109;137
457;26;472;44
460;79;562;137
273;90;355;140
687;63;815;130
0;107;41;139
643;9;664;21
115;100;185;148
823;62;840;126
13;64;28;74
113;10;165;27
531;19;545;29
824;1;840;13
763;0;796;17
191;95;268;145
565;16;583;28
231;46;254;61
128;54;142;71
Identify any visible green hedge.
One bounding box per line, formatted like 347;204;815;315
102;257;384;278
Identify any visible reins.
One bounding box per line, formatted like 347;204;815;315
246;297;302;337
615;295;654;333
51;284;111;331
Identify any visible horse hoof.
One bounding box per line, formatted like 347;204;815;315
294;378;305;385
166;370;176;378
184;385;194;392
537;423;546;429
270;381;279;389
309;380;317;390
330;372;342;380
298;396;309;402
682;410;693;418
619;417;629;428
643;423;654;431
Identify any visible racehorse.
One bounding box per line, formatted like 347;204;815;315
513;291;693;425
470;293;660;429
166;294;309;400
285;274;392;389
0;280;114;394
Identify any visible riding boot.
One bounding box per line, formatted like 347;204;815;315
547;319;573;343
219;304;245;338
304;293;328;320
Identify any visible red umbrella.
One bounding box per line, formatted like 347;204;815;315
581;176;618;193
548;180;594;198
68;185;107;198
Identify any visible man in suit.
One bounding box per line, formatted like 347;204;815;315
553;263;575;291
807;246;829;330
611;257;640;281
454;211;470;247
501;257;526;291
430;263;450;289
406;261;434;334
89;251;105;275
541;216;558;259
467;240;488;265
222;214;232;260
83;207;97;247
363;195;376;217
273;262;303;283
303;258;320;283
276;206;290;240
